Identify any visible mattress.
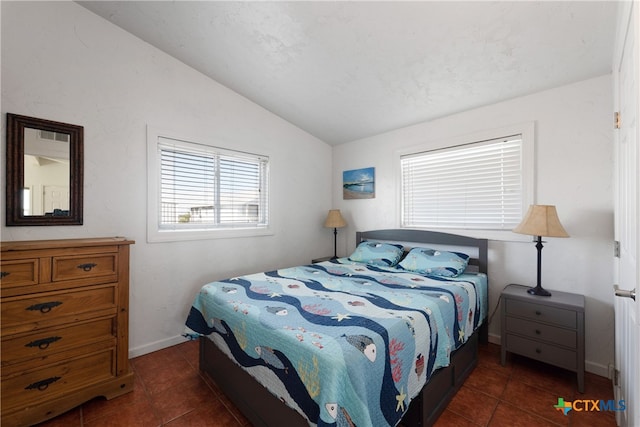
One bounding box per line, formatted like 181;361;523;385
184;258;487;427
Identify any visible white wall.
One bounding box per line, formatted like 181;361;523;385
1;1;615;376
1;2;333;356
333;75;614;376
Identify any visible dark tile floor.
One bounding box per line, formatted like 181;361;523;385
35;340;616;427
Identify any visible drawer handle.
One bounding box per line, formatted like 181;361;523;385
535;310;542;316
26;336;62;350
0;271;9;279
535;329;541;335
77;263;97;272
25;376;61;391
26;301;63;313
535;348;542;354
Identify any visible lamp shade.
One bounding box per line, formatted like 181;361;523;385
324;209;347;228
513;205;569;237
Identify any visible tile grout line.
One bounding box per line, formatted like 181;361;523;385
454;360;570;427
500;363;566;427
133;358;165;427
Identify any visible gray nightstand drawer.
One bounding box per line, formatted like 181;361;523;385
500;284;585;393
505;316;577;348
505;333;577;371
506;299;576;328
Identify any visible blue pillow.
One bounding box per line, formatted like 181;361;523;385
348;242;404;267
398;247;469;277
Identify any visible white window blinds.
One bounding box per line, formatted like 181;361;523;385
158;137;268;230
401;135;523;230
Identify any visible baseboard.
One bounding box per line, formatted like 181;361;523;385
129;334;188;358
585;361;610;379
488;332;501;345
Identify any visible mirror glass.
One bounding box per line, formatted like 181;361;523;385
23;127;71;216
6;113;83;226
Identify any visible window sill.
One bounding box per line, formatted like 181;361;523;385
147;226;273;243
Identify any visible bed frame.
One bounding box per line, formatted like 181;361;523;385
199;229;488;427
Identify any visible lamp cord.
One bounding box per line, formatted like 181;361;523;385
487;284;529;327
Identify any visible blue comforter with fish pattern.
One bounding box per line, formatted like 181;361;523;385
184;258;487;427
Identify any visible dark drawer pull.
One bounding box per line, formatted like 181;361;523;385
535;329;541;335
26;336;62;350
0;271;9;279
535;348;542;354
26;301;62;313
25;376;61;391
77;263;97;272
535;310;542;316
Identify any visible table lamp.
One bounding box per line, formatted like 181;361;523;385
513;205;569;296
324;209;347;259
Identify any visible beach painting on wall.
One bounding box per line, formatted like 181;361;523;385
343;167;375;199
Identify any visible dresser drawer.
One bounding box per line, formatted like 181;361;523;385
1;348;115;411
1;286;117;334
0;259;39;289
505;316;577;348
1;317;115;368
52;253;117;283
505;299;576;328
505;333;577;371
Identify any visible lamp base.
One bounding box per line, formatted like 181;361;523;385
527;285;552;297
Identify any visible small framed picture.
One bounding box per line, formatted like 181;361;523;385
343;167;375;199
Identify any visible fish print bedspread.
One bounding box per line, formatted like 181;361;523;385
184;259;487;427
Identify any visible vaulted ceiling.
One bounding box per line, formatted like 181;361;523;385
78;1;619;145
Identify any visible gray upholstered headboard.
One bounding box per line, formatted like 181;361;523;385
355;229;488;274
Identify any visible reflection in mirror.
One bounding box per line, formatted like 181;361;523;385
6;113;83;226
23;127;71;216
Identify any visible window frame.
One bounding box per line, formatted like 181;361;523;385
396;122;535;240
147;127;273;243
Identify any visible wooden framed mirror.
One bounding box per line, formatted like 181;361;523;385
6;113;83;226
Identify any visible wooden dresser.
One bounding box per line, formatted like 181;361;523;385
0;237;135;426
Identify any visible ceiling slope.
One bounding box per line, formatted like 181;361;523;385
78;1;619;145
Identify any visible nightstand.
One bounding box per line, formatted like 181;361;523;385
500;284;585;393
311;256;334;263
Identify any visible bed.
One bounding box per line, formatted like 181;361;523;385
184;229;488;426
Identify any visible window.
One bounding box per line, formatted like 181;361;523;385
400;125;533;232
148;129;270;242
